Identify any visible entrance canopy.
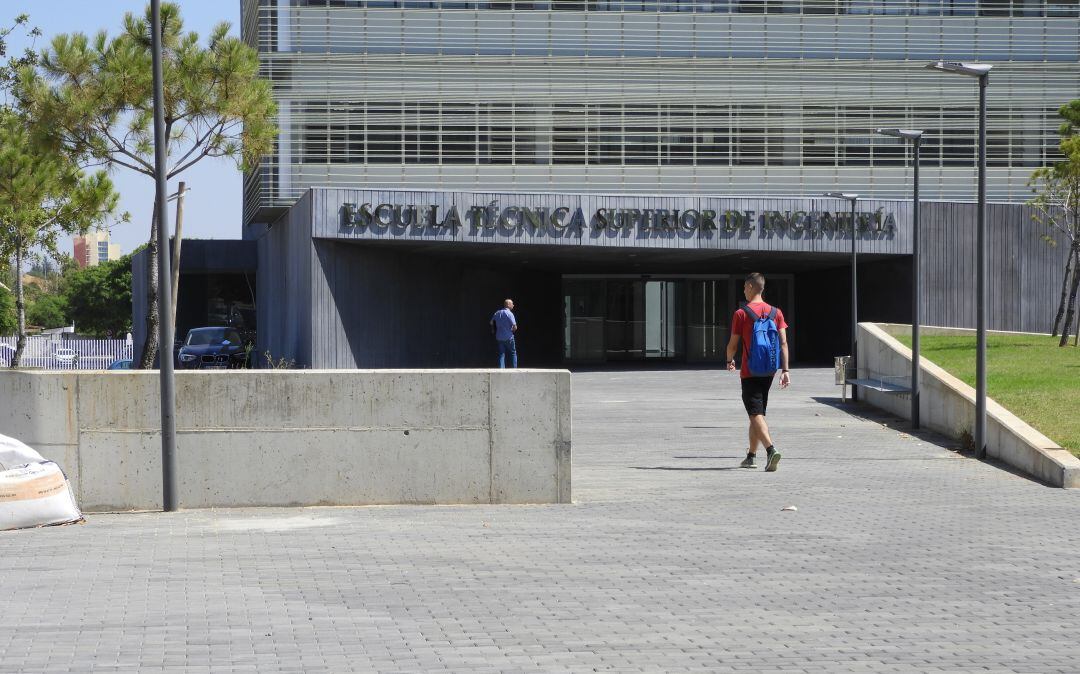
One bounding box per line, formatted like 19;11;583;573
254;188;919;369
326;236;900;274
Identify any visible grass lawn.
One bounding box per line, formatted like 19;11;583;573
893;332;1080;456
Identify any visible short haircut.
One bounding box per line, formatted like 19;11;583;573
744;273;766;293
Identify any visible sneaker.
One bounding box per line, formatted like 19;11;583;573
765;449;782;472
739;455;756;469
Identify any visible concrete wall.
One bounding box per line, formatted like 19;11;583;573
0;369;572;511
857;322;1080;488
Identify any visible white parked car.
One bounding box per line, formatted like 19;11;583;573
53;348;78;367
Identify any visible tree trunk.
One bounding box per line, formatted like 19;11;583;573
138;206;160;369
1051;247;1074;336
1075;298;1079;346
170;182;185;336
1060;244;1080;347
1074;246;1080;346
11;243;25;369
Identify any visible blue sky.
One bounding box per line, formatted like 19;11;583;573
6;1;245;258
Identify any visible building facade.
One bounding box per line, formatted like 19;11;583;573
223;0;1078;368
74;231;121;269
250;188;1063;368
241;0;1078;225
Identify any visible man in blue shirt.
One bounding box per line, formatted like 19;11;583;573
490;299;518;368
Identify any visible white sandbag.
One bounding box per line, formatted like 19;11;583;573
0;461;84;531
0;433;44;470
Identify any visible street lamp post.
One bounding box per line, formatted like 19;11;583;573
875;128;925;429
824;192;860;401
151;0;179;510
925;60;992;459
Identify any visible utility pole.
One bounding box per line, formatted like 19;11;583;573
151;0;179;511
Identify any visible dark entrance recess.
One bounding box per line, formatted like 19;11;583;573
564;275;794;366
174;272;257;348
307;239;913;368
132;240;258;364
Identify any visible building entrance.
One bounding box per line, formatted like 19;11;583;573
563;275;792;365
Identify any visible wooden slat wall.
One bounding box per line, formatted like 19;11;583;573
919;200;1069;333
256;191;315;366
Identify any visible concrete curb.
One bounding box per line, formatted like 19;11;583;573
858;322;1080;488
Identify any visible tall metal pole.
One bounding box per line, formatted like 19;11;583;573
152;0;179;511
850;196;858;402
911;138;921;429
975;74;988;460
923;61;991;454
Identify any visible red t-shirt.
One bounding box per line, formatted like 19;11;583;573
731;301;788;379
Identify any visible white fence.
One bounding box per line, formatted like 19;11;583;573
0;336;133;370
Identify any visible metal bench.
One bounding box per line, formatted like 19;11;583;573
835;357;911;403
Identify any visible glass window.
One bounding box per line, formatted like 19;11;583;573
480;103;514;165
403;103;438;164
367;104;403;163
662;104;695;166
301;103;329;164
553;104;588;165
284;0;1078;14
514;104;538;164
291;99;1057;173
441;104;476;164
186;328;243;346
624;105;658;165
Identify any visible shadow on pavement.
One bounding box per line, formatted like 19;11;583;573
671;455;960;462
630;466;745;471
569;363;728;373
810;396;1053;487
810;395;951;443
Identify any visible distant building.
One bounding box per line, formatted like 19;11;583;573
74;231;121;268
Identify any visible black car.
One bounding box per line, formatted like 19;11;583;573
177;327;249;369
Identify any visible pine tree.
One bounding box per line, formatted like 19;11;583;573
18;2;276;367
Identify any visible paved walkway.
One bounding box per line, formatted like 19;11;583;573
4;369;1080;673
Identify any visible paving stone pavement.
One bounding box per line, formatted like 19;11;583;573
3;368;1080;673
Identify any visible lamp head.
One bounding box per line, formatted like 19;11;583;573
823;192;859;201
924;61;992;78
875;128;924;141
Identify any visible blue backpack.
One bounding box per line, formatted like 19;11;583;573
742;304;780;376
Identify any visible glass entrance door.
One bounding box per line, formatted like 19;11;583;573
687;279;729;362
564;280;605;363
605;280;644;361
564;277;686;364
563;275;787;365
644;280;683;360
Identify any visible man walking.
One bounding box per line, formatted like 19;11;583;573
490;298;518;368
726;273;790;471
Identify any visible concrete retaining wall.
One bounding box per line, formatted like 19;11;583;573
858;323;1080;488
0;369;572;511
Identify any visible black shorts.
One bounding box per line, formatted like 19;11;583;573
741;376;774;416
